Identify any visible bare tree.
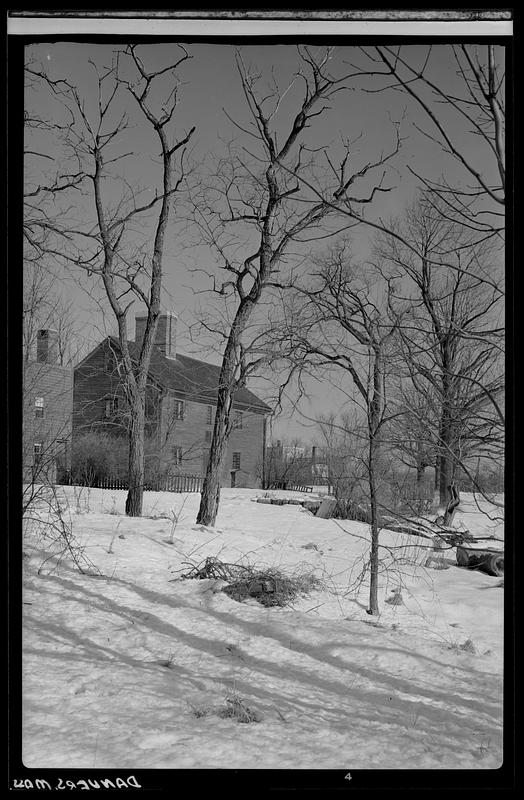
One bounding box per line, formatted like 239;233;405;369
316;411;370;515
384;385;439;504
276;45;505;309
23;65;88;271
25;45;195;516
188;47;400;526
264;438;313;489
22;259;83;496
23;262;86;367
276;244;400;615
377;196;504;509
355;44;505;243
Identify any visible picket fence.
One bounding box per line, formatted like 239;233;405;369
146;474;203;493
62;473;203;493
267;481;313;493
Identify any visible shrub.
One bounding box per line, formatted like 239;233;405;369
71;431;127;485
332;497;372;523
456;465;504;494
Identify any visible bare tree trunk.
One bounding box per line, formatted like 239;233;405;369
196;389;232;525
368;434;380;616
197;440;224;526
415;459;427;510
196;335;240;526
367;348;384;616
438;405;454;507
439;452;454;507
125;396;145;517
443;482;460;527
438;346;455;506
415;434;426;496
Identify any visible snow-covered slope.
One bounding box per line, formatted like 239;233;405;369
22;488;504;769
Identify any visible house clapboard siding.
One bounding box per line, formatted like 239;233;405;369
23;331;73;482
72;313;271;488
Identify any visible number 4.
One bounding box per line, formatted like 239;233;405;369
344;772;352;781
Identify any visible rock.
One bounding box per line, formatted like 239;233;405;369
385;588;403;606
315;497;337;518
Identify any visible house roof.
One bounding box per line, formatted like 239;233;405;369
106;337;272;414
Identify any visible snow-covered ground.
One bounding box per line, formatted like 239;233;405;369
22;487;504;769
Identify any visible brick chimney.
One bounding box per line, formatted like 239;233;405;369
135;312;177;360
37;329;59;364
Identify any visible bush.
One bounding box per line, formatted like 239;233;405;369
383;469;435;516
456;466;504;495
71;431;127;485
329;467;435;523
332;497;372;523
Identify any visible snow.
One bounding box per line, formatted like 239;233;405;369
22;487;504;769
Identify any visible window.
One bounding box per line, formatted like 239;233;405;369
35;397;44;418
205;429;212;443
173;446;183;466
173;400;185;420
33;442;43;464
233;410;243;429
206;405;213;425
104;397;119;418
145;394;158;420
232;452;241;471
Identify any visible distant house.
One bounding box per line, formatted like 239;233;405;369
264;441;297;487
72;312;272;488
265;442;329;488
23;329;73;483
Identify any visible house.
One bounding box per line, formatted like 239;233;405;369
72;312;272;488
23;329;73;483
265;442;331;489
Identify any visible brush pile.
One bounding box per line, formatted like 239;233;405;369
178;556;322;607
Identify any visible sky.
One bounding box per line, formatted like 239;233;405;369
22;35;506;442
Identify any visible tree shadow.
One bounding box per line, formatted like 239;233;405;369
26;569;503;743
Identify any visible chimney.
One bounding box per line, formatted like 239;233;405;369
37;329;59;364
135;312;177;360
